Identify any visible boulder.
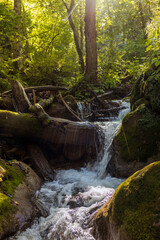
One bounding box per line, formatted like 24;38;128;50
93;161;160;240
107;64;160;178
108;105;160;177
0;160;42;239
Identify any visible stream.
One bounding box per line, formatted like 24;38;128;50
14;100;130;240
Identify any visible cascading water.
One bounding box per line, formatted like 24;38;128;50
14;100;130;240
77;102;91;121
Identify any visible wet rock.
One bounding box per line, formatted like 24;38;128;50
108;65;160;178
0;160;42;239
92;162;160;240
67;196;84;209
107;105;160;178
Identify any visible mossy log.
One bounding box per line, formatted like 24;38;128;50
0;110;101;167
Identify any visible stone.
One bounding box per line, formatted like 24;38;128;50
0;160;42;239
93;162;160;240
107;105;160;178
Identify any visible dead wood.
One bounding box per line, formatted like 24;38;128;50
89;91;113;103
38;96;55;108
0;110;100;168
0;85;69;96
11;80;54;180
58;91;82;122
11;80;32;113
27;143;54;181
0;80;102;172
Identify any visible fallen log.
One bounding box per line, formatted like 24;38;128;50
89;91;113;103
0;110;102;168
0;85;69;97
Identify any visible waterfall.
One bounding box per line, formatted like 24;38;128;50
77;102;91;120
13;100;130;240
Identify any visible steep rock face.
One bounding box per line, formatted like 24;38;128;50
108;65;160;178
0;160;42;239
93;162;160;240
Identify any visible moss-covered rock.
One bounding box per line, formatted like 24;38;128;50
108;64;160;178
131;65;160;112
93;161;160;240
108;104;160;177
0;160;42;239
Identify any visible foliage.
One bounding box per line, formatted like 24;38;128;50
0;0;160;95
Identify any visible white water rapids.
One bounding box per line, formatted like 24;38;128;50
14;100;130;240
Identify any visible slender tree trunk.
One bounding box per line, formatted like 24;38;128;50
22;5;30;60
79;0;84;53
107;0;114;69
85;0;97;84
138;0;147;40
13;0;23;70
62;0;85;73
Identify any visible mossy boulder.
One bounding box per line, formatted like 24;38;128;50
0;160;42;239
108;64;160;178
93;161;160;240
108;104;160;177
131;65;160;112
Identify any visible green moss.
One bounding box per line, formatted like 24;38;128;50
131;65;160;111
0;110;43;138
115;105;160;162
0;161;23;195
0;193;16;236
109;162;160;240
0;160;24;237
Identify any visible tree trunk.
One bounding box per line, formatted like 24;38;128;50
13;0;23;70
85;0;97;84
138;0;147;40
62;0;85;73
22;5;30;60
79;0;84;53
